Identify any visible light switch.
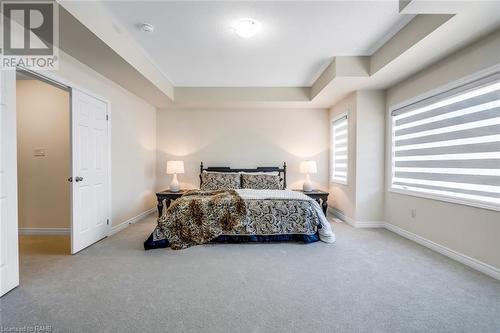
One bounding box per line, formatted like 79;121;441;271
34;148;46;157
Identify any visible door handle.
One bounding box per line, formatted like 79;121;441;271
75;176;84;182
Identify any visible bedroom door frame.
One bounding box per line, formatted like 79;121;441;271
14;68;113;248
1;70;19;296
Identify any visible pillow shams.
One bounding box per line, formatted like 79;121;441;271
241;173;282;190
200;171;241;190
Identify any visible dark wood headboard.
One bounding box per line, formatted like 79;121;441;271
200;162;287;189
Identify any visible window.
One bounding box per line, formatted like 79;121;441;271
390;73;500;211
331;114;348;184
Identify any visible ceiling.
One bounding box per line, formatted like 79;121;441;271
102;1;412;87
58;0;500;109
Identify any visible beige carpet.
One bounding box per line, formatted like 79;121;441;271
1;214;499;333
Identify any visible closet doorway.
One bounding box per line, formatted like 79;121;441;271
16;68;112;256
16;70;72;256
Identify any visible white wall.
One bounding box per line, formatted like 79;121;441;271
156;108;329;191
17;80;70;229
385;29;500;269
46;51;157;226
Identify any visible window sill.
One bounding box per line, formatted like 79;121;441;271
330;179;348;186
388;187;500;212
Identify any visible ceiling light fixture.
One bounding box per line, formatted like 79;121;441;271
140;23;154;33
233;18;260;38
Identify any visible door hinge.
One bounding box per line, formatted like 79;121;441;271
106;114;109;121
107;219;110;225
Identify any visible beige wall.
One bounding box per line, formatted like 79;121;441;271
156;108;329;191
329;94;357;220
329;91;385;223
46;51;157;226
17;80;70;229
356;91;385;222
385;29;500;269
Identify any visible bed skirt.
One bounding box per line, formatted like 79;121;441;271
144;232;320;250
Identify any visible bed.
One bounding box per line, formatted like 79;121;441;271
144;162;335;250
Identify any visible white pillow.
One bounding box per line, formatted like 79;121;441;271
239;171;279;176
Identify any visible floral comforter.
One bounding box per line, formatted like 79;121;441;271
147;189;336;250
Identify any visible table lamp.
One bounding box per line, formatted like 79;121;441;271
300;160;317;192
166;160;184;192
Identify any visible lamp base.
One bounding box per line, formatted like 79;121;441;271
169;173;180;192
302;174;313;192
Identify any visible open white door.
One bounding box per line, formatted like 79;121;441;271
71;89;109;254
0;70;19;296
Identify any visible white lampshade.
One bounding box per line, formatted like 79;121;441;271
166;160;184;174
299;161;317;174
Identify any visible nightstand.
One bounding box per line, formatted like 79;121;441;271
156;190;187;217
293;189;329;215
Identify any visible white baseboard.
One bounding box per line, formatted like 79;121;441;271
384;222;500;281
328;207;344;220
109;220;129;236
328;207;384;228
18;209;157;237
355;221;386;228
19;228;70;235
328;206;499;280
328;207;355;226
109;207;156;236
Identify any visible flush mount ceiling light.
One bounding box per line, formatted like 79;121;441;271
233;18;261;38
140;23;154;33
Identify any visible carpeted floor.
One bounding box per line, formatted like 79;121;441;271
18;235;71;256
1;214;499;333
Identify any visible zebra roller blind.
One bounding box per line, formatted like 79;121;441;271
391;72;500;210
332;114;348;184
